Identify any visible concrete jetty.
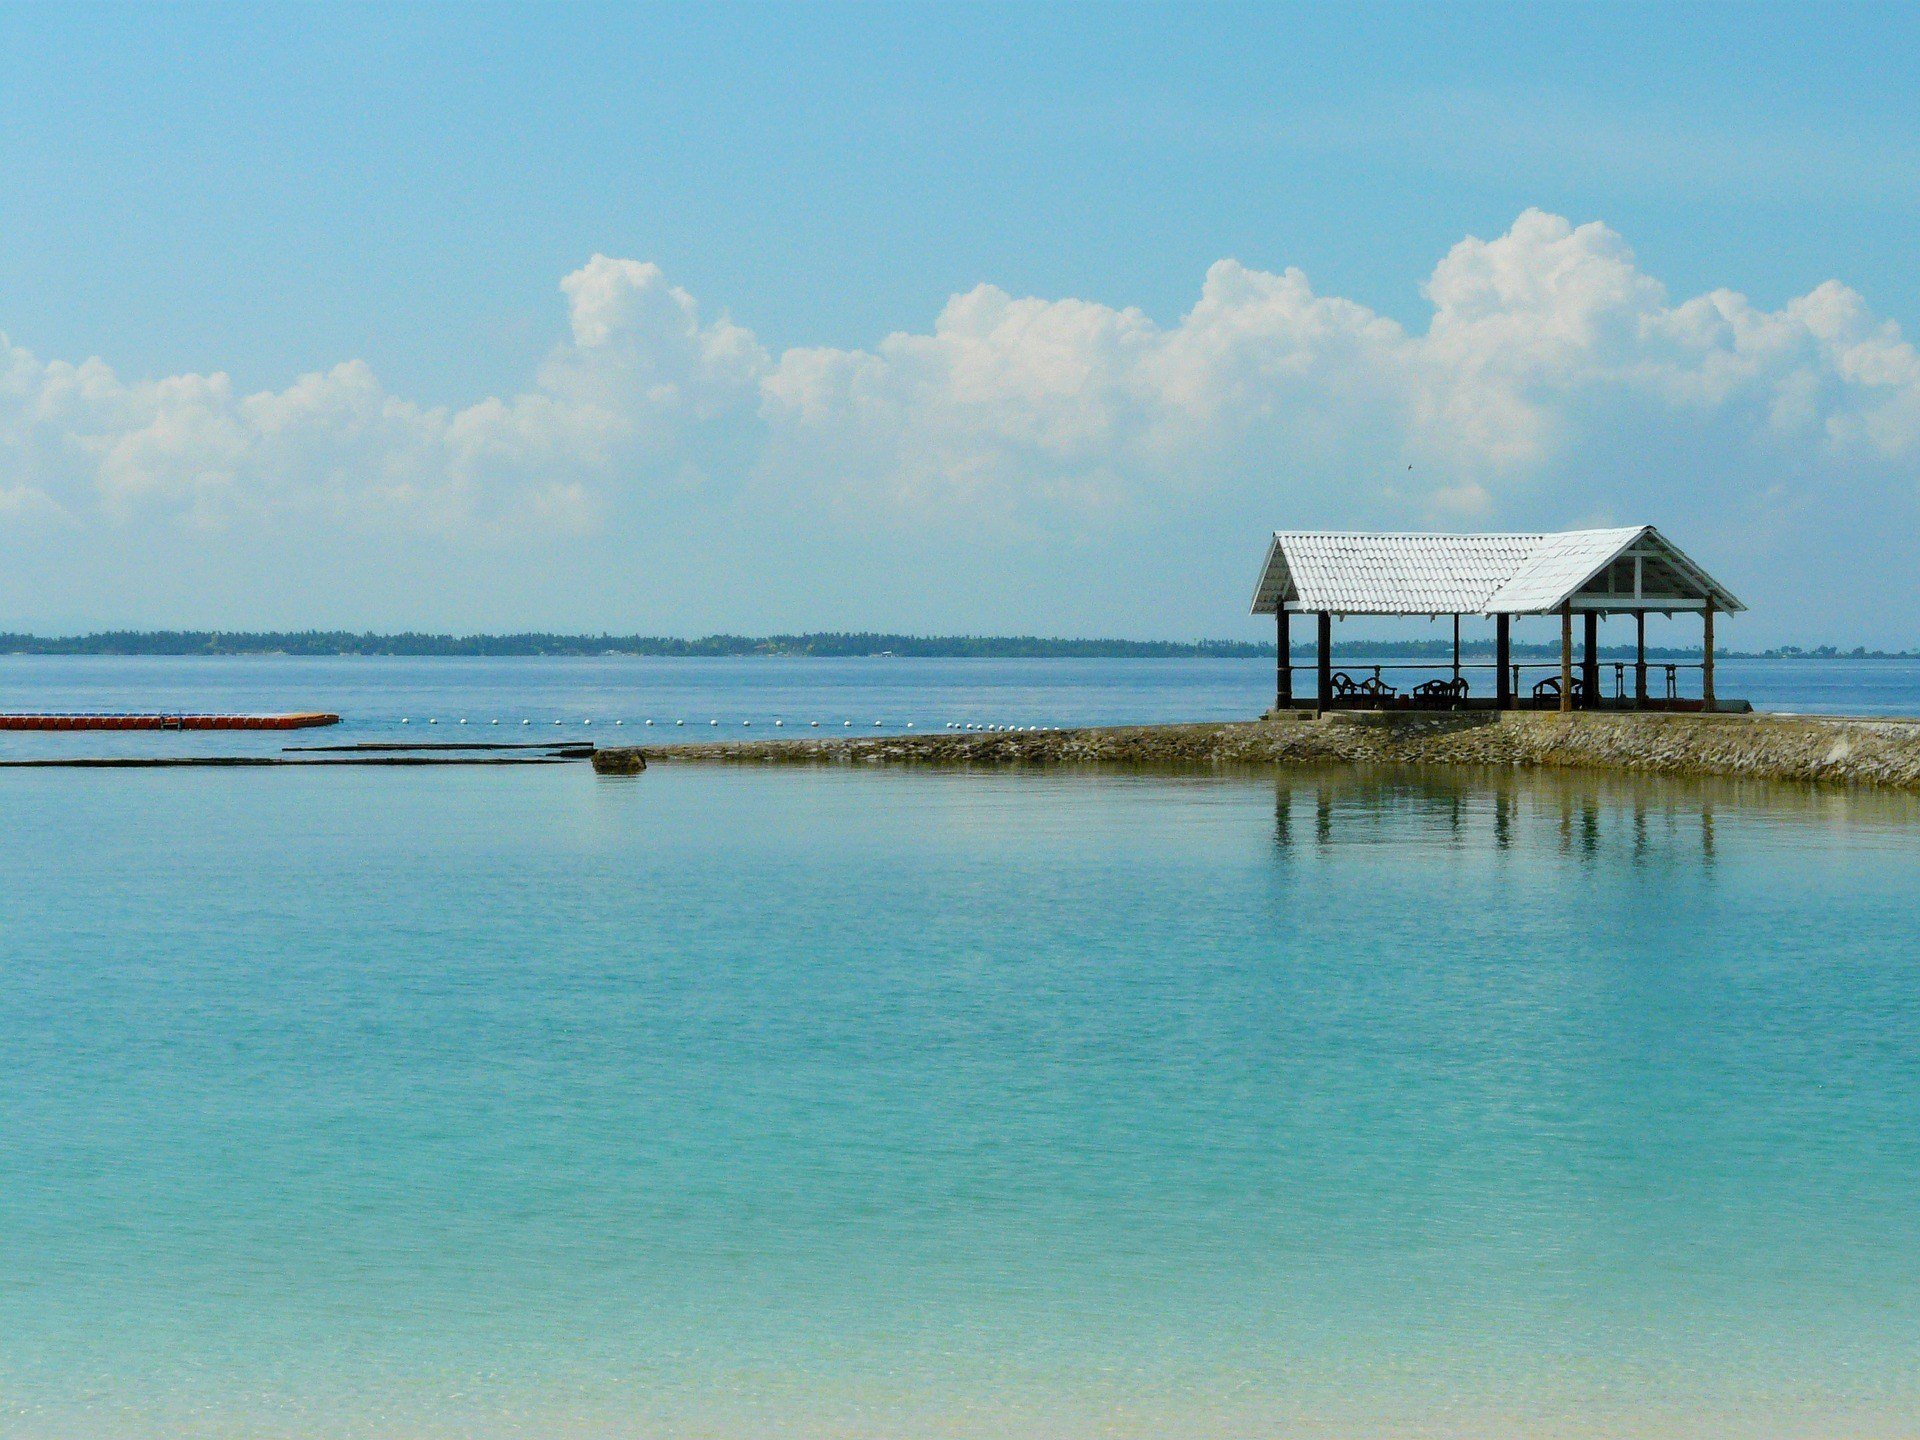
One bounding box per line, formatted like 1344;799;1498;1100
620;709;1920;791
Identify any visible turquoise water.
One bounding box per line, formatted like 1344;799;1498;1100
4;760;1918;1438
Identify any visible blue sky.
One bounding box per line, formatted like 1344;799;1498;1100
3;2;1918;643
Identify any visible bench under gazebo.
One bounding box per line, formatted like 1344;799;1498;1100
1250;527;1745;715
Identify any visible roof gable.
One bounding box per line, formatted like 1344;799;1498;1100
1482;527;1647;611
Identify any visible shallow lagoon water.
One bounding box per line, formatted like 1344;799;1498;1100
3;759;1918;1438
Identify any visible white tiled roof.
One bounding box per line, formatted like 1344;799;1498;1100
1250;527;1742;615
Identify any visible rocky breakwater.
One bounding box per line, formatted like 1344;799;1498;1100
633;709;1920;790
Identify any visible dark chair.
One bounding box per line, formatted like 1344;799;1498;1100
1531;675;1590;705
1329;671;1399;702
1411;676;1469;707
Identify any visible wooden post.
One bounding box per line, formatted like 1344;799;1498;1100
1582;610;1599;709
1451;614;1461;685
1703;600;1716;711
1635;610;1648;707
1316;612;1332;717
1495;614;1511;710
1275;609;1292;710
1559;605;1574;714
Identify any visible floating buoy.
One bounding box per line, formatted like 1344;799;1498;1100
554;720;563;726
428;718;437;725
710;720;718;726
810;721;819;727
614;719;623;726
583;719;592;727
905;722;913;729
458;718;468;725
774;720;783;727
645;719;654;726
400;718;410;725
490;719;499;725
843;720;852;727
874;720;882;727
676;720;684;726
521;719;531;726
743;720;751;727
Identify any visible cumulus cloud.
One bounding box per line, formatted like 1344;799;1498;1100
761;210;1920;537
0;253;766;535
2;211;1917;632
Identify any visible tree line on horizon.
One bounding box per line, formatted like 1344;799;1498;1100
0;630;1911;660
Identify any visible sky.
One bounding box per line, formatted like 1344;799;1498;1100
2;2;1918;645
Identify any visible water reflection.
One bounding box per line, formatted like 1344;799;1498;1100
1269;763;1920;864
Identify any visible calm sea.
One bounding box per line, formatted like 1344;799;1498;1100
1;653;1919;760
3;659;1919;1438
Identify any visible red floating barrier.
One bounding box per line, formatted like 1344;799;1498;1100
0;712;340;731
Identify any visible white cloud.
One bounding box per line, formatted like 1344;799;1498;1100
2;212;1918;632
763;209;1920;528
0;253;766;536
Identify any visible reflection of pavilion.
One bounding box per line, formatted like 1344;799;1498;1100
1251;527;1745;715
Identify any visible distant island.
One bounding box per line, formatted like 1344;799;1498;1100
1;630;1913;660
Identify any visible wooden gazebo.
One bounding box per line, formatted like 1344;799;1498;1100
1250;527;1745;715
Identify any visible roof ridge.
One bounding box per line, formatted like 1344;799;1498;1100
1269;527;1637;539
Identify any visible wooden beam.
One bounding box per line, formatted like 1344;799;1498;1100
1703;601;1716;711
1635;611;1648;707
1560;605;1574;714
1495;614;1511;710
1452;614;1461;683
1316;612;1332;717
1568;598;1710;612
1582;610;1600;709
1276;610;1292;710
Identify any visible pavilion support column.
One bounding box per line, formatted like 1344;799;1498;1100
1451;615;1461;685
1582;610;1600;709
1316;612;1332;718
1635;611;1648;708
1559;605;1574;714
1495;614;1512;710
1275;610;1292;711
1703;601;1716;712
